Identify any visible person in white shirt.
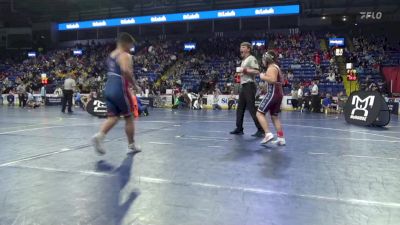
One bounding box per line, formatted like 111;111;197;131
298;85;304;112
62;74;76;113
291;87;299;110
230;42;263;137
311;80;321;113
326;71;336;82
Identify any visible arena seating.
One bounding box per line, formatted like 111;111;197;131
2;32;399;96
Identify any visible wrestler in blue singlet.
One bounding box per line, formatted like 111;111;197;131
104;53;132;117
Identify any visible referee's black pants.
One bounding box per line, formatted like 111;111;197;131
62;90;73;113
311;95;321;113
236;82;262;131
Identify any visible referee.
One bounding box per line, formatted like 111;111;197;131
230;42;264;137
62;74;76;113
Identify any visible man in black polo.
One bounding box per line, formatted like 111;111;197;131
230;42;264;137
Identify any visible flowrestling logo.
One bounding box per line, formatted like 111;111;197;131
183;13;200;20
350;95;375;121
66;23;79;29
255;8;275;15
92;20;107;27
151;16;167;22
360;12;382;20
217;10;236;17
120;18;136;24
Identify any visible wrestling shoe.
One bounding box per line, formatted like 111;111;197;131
230;128;244;135
260;132;274;145
92;133;106;155
272;137;286;146
128;143;142;154
251;130;264;138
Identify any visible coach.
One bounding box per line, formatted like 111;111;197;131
230;42;264;137
62;74;76;113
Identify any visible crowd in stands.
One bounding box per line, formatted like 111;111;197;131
1;31;400;109
348;34;400;93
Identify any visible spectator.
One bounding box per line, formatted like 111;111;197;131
322;93;333;114
40;85;47;103
298;85;304;112
54;86;63;96
75;90;83;109
26;91;40;108
337;91;348;113
228;91;236;110
291;86;299;110
16;83;27;107
326;71;336;82
7;90;15;106
212;92;222;110
287;70;294;81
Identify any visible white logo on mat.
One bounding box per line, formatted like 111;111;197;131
93;100;107;113
350;95;375;121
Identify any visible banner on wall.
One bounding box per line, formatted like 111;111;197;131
58;5;300;30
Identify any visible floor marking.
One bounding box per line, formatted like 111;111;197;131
6;164;400;209
201;131;226;133
0;122;55;130
178;135;231;140
0;148;73;167
307;152;400;161
0;122;100;135
137;121;175;124
6;164;113;177
0;124;170;167
208;146;223;148
175;135;231;141
148;142;173;145
283;124;400;140
302;135;400;143
177;137;230;141
308;152;328;155
0;137;124;168
342;155;400;161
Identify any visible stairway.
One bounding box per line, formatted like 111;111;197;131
345;34;354;52
155;57;182;87
268;38;275;50
320;38;328;52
